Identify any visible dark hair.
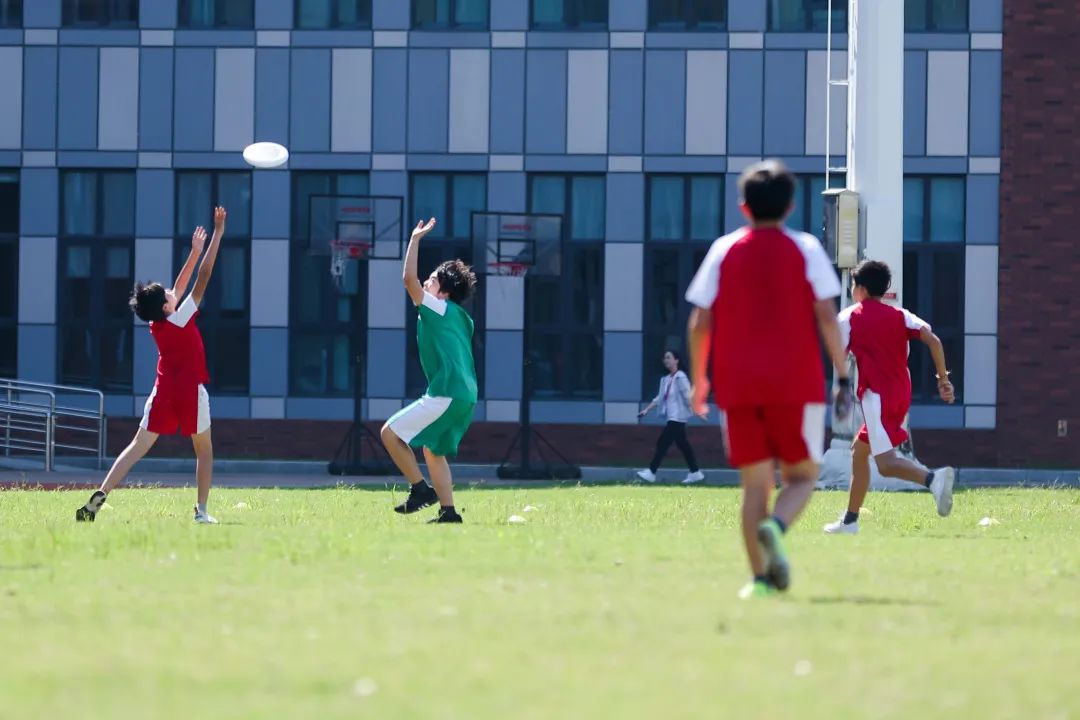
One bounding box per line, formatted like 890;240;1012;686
129;282;167;322
737;159;796;222
665;349;681;363
435;259;478;304
851;260;892;298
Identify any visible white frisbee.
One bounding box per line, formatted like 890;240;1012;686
242;142;289;169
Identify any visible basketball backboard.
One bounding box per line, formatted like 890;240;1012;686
308;195;404;260
470;212;563;278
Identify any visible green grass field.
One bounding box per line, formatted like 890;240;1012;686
2;485;1079;720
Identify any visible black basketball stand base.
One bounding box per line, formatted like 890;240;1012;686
496;425;582;480
328;421;396;476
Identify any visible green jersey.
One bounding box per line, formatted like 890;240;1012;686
416;292;478;402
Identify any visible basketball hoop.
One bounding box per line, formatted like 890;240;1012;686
487;261;529;278
329;240;371;285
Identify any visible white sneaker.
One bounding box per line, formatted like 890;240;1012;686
929;467;956;517
193;507;219;525
682;471;705;485
636;469;657;483
823;514;859;534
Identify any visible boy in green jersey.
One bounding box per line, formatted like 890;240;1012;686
381;218;479;524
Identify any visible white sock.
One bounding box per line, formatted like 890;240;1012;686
197;503;207;515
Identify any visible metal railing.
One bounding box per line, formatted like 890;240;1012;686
0;379;107;471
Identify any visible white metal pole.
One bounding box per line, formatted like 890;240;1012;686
848;0;905;305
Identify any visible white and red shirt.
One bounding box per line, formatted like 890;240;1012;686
685;226;841;409
838;298;929;402
148;296;209;388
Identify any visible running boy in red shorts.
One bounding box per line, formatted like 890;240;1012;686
685;161;853;598
76;207;227;524
823;259;956;535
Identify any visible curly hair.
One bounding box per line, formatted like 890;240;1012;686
435;259;478;304
129;282;168;322
851;260;892;298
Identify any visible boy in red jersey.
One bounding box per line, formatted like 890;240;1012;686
76;207;227;524
823;259;956;535
685;160;853;598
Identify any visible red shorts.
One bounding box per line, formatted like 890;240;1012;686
722;403;826;468
140;383;211;436
856;390;909;456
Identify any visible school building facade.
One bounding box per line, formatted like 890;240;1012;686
0;0;1074;467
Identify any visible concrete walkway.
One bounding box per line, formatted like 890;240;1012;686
2;458;1078;489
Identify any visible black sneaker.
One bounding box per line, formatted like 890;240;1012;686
75;490;107;522
427;508;463;524
394;482;439;514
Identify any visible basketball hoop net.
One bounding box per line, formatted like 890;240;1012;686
329;240;371;285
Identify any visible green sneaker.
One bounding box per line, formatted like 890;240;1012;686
738;580;777;599
757;519;791;591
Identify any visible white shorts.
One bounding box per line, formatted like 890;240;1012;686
140;383;211;436
857;390;910;457
386;395;452;445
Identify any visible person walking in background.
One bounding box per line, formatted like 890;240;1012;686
637;350;706;485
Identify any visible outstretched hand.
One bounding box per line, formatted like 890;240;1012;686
411;217;437;240
191;226;206;252
213;206;227;232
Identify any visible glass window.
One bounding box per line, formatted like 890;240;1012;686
63;0;137;26
643;175;718;395
905;0;967;31
295;0;372;28
769;0;845;32
405;173;487;398
174;171;253;395
902;175;966;401
531;0;607;29
412;0;488;29
0;169;18;234
62;172;97;237
649;0;725;30
689;176;722;240
646;174;724;242
570;176;605;240
0;170;16;378
903;176;925;243
0;0;22;28
58;176;135;391
650;177;684;241
101;172;136;237
179;0;254;28
290;172;371;397
641;246;708;398
527;174;604;399
789;174;841;236
929;177;964;243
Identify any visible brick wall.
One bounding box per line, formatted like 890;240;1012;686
997;0;1080;466
105;417;998;471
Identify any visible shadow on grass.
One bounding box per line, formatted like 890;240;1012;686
267;481;735;493
805;595;939;607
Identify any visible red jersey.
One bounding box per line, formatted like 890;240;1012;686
838;298;928;402
148;296;209;387
685;226;841;409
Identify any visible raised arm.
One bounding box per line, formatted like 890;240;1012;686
919;326;955;403
190;206;226;306
172;225;206;298
403;218;436;306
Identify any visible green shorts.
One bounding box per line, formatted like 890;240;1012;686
386;395;475;457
